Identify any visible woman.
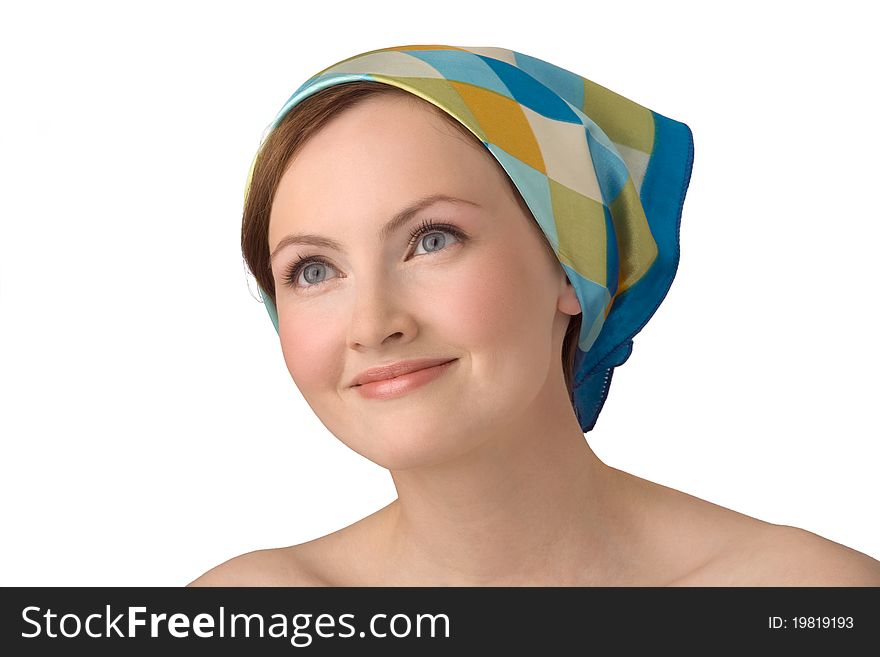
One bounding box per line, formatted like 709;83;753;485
189;45;880;586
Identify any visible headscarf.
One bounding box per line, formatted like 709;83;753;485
244;44;695;433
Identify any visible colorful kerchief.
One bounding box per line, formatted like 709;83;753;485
244;44;695;433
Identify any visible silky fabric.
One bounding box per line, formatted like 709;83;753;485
244;44;695;433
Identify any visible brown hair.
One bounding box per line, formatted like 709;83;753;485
241;81;583;401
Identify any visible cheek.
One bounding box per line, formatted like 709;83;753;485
439;247;536;346
278;306;343;390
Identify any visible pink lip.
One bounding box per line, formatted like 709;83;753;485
350;358;457;387
353;359;457;400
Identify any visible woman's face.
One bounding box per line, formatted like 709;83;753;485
268;93;581;470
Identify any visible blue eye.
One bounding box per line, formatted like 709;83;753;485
282;219;467;291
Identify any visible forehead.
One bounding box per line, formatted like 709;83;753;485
269;95;504;233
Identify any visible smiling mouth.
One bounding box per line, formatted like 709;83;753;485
351;358;458;387
351;359;458;400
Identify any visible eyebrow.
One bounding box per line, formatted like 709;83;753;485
269;193;480;262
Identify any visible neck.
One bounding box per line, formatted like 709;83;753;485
373;370;642;585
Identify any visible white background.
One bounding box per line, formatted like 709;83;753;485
1;0;877;586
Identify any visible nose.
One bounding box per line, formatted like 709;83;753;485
346;272;417;350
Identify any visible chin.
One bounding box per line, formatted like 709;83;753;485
347;425;481;472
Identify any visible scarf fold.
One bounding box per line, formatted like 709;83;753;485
245;44;695;433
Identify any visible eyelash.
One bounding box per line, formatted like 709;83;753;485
282;219;467;291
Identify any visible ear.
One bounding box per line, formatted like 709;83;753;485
557;272;582;317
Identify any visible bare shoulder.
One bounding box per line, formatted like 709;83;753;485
186;505;393;587
186;546;326;587
623;471;880;586
757;526;880;586
693;524;880;586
